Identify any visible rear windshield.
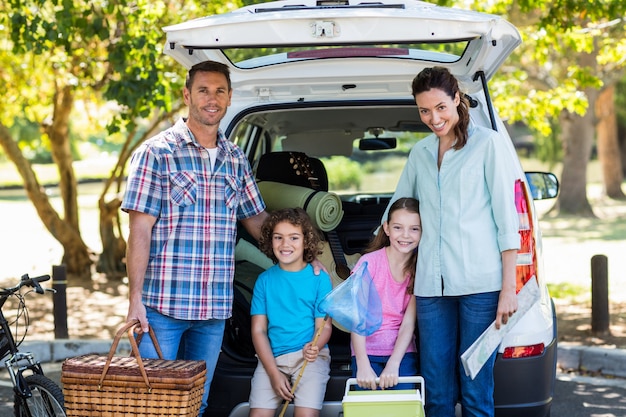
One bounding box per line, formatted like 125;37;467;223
222;41;470;69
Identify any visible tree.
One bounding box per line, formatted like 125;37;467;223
0;0;240;279
442;0;626;215
614;77;626;177
596;84;625;199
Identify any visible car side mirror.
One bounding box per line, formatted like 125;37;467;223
524;172;559;200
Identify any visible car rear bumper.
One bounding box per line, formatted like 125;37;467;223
494;336;557;417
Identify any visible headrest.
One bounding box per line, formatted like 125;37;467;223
256;151;328;191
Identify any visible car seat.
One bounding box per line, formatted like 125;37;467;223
256;151;329;192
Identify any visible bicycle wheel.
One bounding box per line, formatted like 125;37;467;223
13;374;65;417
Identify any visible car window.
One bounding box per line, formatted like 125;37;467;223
233;109;430;198
222;42;470;69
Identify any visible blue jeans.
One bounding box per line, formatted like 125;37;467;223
138;307;226;417
351;352;419;390
415;292;499;417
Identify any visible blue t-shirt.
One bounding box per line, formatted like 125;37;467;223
251;264;332;357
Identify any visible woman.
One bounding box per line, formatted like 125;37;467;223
387;67;520;417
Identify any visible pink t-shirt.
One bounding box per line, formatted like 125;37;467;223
351;248;416;356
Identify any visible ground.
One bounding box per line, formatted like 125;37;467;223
3;272;625;354
555;299;626;349
538;186;626;350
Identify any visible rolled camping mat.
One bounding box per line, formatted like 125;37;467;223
257;181;344;232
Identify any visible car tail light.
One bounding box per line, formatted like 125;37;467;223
514;179;536;293
502;343;545;359
503;182;545;360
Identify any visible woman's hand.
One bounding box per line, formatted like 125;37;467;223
496;286;518;329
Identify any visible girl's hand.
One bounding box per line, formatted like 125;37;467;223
378;366;399;389
356;365;378;390
303;342;319;362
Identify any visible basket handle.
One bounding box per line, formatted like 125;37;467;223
97;319;163;392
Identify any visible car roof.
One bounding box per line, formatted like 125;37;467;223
162;0;521;98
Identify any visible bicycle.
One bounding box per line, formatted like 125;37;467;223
1;273;65;416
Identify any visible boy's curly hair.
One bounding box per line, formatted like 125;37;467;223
258;207;323;264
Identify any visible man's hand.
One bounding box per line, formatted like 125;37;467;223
311;258;328;276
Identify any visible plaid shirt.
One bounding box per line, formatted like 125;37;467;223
122;118;265;320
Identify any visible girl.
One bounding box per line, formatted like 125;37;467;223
249;208;333;417
351;197;421;390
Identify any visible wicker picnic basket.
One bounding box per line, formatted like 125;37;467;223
61;319;206;417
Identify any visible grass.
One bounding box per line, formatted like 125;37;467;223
547;282;589;300
0;156;119;188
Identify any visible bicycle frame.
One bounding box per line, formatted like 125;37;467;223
0;275;51;400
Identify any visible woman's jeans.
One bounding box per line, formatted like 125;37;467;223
138;307;226;417
416;292;499;417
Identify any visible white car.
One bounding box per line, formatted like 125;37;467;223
163;1;559;416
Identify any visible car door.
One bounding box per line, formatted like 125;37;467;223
162;0;521;107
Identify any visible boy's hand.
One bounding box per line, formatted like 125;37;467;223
269;371;294;401
303;342;319;362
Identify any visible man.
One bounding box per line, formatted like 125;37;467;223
121;60;267;416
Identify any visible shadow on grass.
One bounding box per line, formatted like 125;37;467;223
540;213;626;242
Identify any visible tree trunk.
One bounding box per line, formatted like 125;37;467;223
556;88;596;217
40;83;94;277
46;84;81;230
554;46;597;217
620;124;626;178
595;84;625;199
96;196;127;277
0;123;93;278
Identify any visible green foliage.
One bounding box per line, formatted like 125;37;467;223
453;0;626;165
2;0;625;171
8;118;52;163
1;0;245;151
323;156;362;191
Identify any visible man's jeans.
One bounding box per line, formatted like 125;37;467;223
138;307;226;417
416;292;499;417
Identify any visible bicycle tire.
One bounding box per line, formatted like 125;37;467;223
13;374;66;417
